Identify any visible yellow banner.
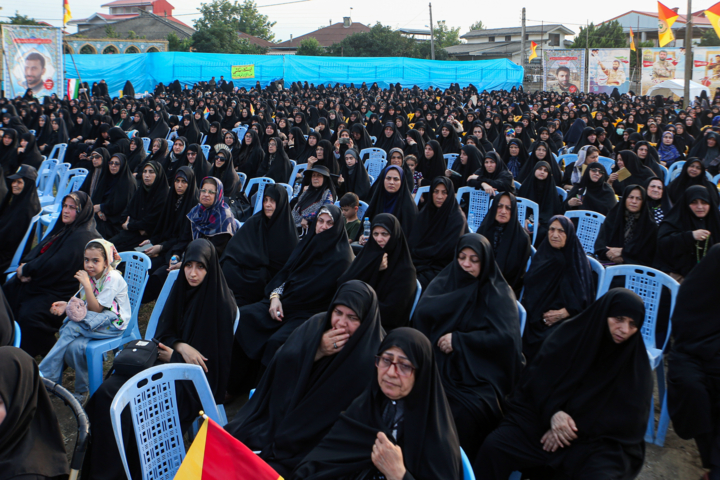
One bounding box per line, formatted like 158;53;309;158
231;65;255;79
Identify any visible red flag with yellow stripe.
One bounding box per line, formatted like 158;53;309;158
174;416;283;480
658;1;679;47
705;2;720;41
630;27;636;52
528;41;538;62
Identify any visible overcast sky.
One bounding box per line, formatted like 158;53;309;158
3;0;719;43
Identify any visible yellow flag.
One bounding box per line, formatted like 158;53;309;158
705;2;720;41
528;41;538;62
658;1;679;47
630;27;636;52
63;0;72;25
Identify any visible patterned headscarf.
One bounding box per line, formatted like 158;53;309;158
186;176;238;238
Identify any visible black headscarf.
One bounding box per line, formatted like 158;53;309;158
594;184;658;266
477;192;532;295
448;144;483;191
150;166;199;253
667;158;720;205
256;136;294;184
656;185;720;276
93;153;138;219
236;129;265;177
522;215;595;361
419;139;446;184
147;111;170;140
0;288;15;347
155;239;237;402
0;165;41;272
518;160;564;236
0;347;69;478
226;280;385;477
338;213;417;330
288;126;310;163
0;129;18;171
163;136;189;183
186;144;212;188
338;148;371;201
467;151;515;194
375;121;405;155
509;289;651;478
364;165;418;236
414;233;522;423
294;328;462;480
122;160;170;237
408;177;466;287
80;147;110;198
294;166;336;214
612;150;656;195
437;122;461;154
16;132;44;170
221;184;298;306
565;161;617;215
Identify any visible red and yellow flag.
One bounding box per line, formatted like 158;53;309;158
629;27;636;51
175;416;283;480
528;41;538;62
704;2;720;41
658;2;679;47
63;0;72;26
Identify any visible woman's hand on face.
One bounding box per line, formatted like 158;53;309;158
549;410;578;448
269;297;284;321
50;301;68;316
175;342;208;372
371;432;406;480
74;270;91;288
568;197;583;207
157;342;173;363
693;229;711;241
379;253;389;271
316;327;350;360
437;333;453;354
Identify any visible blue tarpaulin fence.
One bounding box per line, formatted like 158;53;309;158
63;52;523;95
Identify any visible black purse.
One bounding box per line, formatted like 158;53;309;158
111;339;159;377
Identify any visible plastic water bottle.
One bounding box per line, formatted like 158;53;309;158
170;255;180;267
468;212;475;232
363;217;371;239
293;182;301;197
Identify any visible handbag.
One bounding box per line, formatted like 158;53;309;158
66;296;88;323
111;339;159;377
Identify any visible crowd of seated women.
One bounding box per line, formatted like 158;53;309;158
1;80;720;480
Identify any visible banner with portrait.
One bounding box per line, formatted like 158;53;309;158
587;48;631;94
2;25;64;99
692;46;720;94
640;47;685;95
542;49;586;94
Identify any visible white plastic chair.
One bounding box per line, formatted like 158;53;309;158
110;364;223;480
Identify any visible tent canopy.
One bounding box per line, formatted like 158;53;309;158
647;79;710;100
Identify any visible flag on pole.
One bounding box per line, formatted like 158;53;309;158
629;27;636;51
174;416;283;480
63;0;72;26
704;2;720;40
657;1;679;47
528;41;538;62
67;79;80;99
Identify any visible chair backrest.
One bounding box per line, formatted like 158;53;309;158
370;135;377;145
244;177;276;214
564;210;606;255
4;213;41;275
126;129;138;139
456;187;492;232
110;364;222;480
513;180;522;191
444;153;459;171
199;134;206;146
167;130;178;142
237;171;247;191
50;168;89;207
36;158;59;190
360;147;387;162
556;186;567;201
517;301;527;337
42;163;70;199
29;129;36;136
667;161;684;185
289;162;308;192
598;265;679;352
460;447;475;480
141;137;151;153
597;156;615;175
117;252;151;340
516;197;539;245
144;269;179;340
414;185;429;205
200;144;211;159
409;279;422;319
69;175;87;193
659;163;669;184
586;255;605;298
358;200;369;219
48;143;68;163
364;157;388;182
232;125;248;140
13;321;21;348
713;173;720;188
276;183;294;198
557;153;577;170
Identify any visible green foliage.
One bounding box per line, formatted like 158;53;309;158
191;23;267;54
468;20;486;32
296;37;325;56
104;25;120;38
0;13;40;25
699;28;720;46
194;0;276;42
570;21;626;48
126;30;145;40
167;32;193;52
434;24;461;48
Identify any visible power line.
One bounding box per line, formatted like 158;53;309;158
171;0;310;15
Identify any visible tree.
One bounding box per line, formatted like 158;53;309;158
699;28;720;46
104;25;120;38
167;32;193;52
570;21;626;48
0;12;40;25
468;20;486;32
194;0;276;42
296;37;325;56
326;23;420;58
434;24;461;48
191;23;267;54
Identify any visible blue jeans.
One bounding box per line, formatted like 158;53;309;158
39;310;123;393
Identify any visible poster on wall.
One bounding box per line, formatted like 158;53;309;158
640;47;685;95
542;49;586;94
587;48;631;94
692;47;720;94
1;25;64;99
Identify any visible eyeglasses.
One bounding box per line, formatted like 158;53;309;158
200;189;217;195
109;161;121;166
91;154;101;159
375;355;415;376
187;151;197;156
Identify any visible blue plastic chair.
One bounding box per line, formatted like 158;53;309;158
556;153;578;170
364;158;388;184
144;269;179;341
334;200;369;220
513;180;522;191
4;213;42;281
414;185;430;205
460;447;475;480
244;177;276;214
36;158;58;188
141;137;151;153
519;246;536;302
713;173;720;187
370;135;377;145
237;171;247;191
276;182;294;199
666;161;684;185
586;255;605;298
409;279;422;319
456;187;492;233
42;168;88;214
597;156;615;175
564;210;605;255
39;162;71;206
289;162;308;195
47;143;68;163
517;301;526;337
200;144;211;159
444;153;459;171
12;321;21;348
598;265;679;446
659;163;669;183
515;197;539;245
556;186;567;201
232;125;248;141
360;147;387;161
126;129;138;139
110;364;223;480
86;252;151;395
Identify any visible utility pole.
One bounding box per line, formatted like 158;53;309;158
520;8;526;66
429;3;435;60
683;0;693;109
